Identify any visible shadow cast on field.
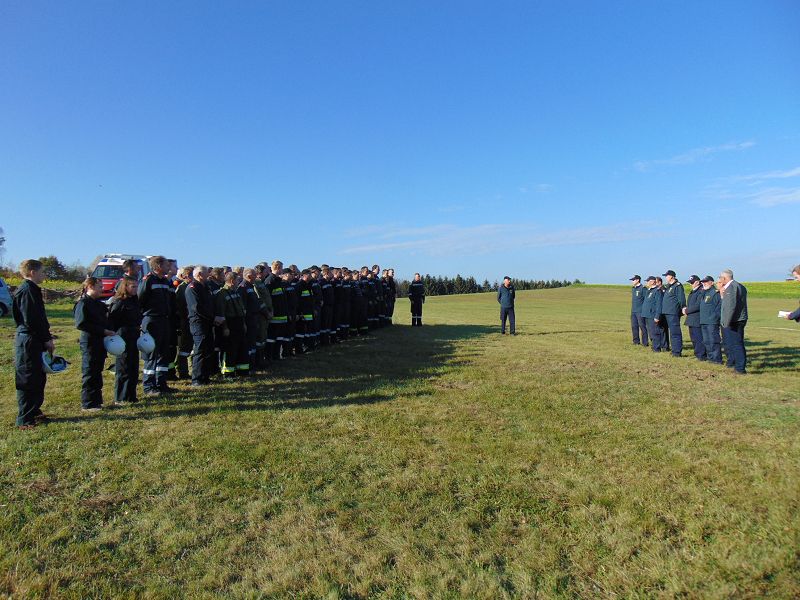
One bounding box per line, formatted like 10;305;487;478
745;340;800;374
50;324;494;424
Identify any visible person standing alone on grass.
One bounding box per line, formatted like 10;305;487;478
720;269;748;374
498;276;516;335
408;273;425;326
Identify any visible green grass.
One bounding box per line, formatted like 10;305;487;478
1;287;799;598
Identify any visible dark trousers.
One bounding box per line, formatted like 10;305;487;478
411;298;423;326
631;313;648;345
177;320;193;378
142;316;170;392
387;298;395;323
80;337;107;408
664;314;682;355
190;322;214;384
221;318;248;376
500;306;515;334
701;324;722;364
722;321;747;373
115;334;140;403
15;332;46;426
267;319;285;359
647;319;662;352
687;326;706;360
659;319;670;351
322;305;334;343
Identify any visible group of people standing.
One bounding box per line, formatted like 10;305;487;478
12;257;404;428
629;269;750;374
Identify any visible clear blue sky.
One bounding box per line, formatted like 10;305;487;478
1;1;798;282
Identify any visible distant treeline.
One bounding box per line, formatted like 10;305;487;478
396;275;583;297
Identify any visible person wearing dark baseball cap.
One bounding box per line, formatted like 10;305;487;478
682;275;706;360
660;270;686;357
699;275;722;363
640;276;663;352
629;275;648;347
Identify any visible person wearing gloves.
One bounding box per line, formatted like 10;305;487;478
75;277;117;411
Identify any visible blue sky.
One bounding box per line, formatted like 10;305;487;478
1;1;798;282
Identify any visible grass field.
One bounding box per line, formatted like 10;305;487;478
1;285;799;598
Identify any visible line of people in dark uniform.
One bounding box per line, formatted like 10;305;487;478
629;269;750;374
12;257;401;427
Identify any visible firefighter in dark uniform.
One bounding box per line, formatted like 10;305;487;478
253;264;274;369
265;261;288;360
641;276;663;352
12;259;54;429
320;266;336;344
138;255;174;396
296;270;315;353
310;266;323;348
174;266;194;379
108;275;143;403
683;275;706;360
699;275;723;364
629;275;648;346
206;267;225;375
385;268;397;325
351;270;366;335
283;269;300;355
408;272;426;326
185;266;216;386
166;259;180;380
241;268;270;371
75;277;116;410
337;268;351;339
661;270;686;357
215;271;248;378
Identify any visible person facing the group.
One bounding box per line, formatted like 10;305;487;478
783;264;800;323
408;273;425;326
12;259;54;429
74;277;117;411
497;276;516;335
108;274;143;404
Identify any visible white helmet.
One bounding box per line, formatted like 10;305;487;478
104;335;126;356
42;352;69;374
137;332;156;354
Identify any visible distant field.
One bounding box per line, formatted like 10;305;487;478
1;286;798;597
577;281;799;299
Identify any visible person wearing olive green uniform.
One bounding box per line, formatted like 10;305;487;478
215;272;248;378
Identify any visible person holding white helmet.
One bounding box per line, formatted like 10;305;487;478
75;277;117;411
108;274;143;405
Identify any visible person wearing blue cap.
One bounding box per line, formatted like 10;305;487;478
699;276;722;363
629;275;647;346
640;276;662;352
497;276;516;334
683;275;706;360
661;270;686;357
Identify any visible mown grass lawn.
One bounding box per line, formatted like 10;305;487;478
1;285;799;598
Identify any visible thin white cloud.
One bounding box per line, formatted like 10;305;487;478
733;166;800;182
747;187;800;207
634;140;755;172
340;221;658;257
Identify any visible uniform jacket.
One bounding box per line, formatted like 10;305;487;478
264;274;288;317
74;295;109;341
630;284;645;315
108;295;142;337
721;280;748;328
789;302;800;322
240;281;270;322
408;281;425;301
12;280;51;343
684;286;703;327
641;286;662;319
699;287;721;326
253;279;274;320
186;281;214;325
138;274;173;318
298;280;314;318
215;285;246;320
661;281;686;315
497;285;515;308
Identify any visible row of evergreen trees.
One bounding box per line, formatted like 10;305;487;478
396;275;583;297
